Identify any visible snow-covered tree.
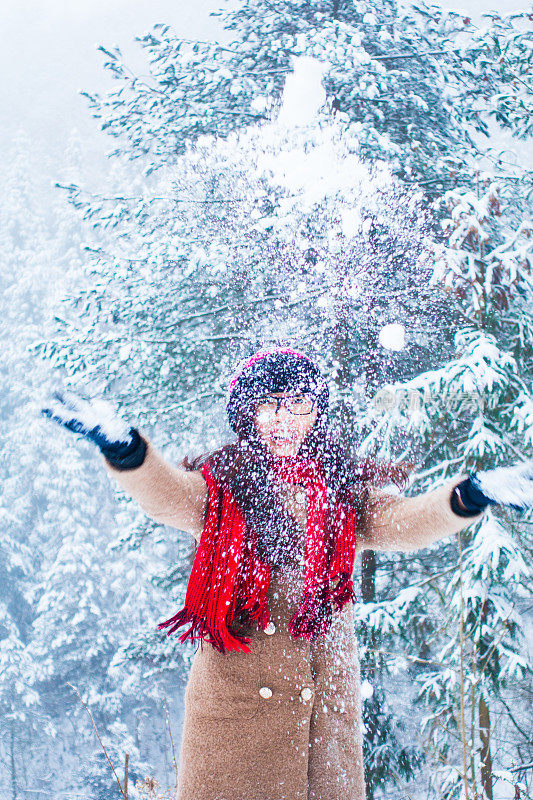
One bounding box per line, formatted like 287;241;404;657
32;2;532;796
0;133;192;798
0;131;64;796
47;63;454;792
81;3;531;195
355;168;533;797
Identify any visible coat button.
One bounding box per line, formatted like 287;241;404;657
259;686;273;699
300;687;313;701
264;621;276;635
294;490;306;505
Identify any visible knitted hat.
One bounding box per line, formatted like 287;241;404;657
226;347;329;434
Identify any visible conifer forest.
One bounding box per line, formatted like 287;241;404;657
1;1;532;799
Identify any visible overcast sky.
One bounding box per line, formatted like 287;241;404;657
0;0;230;176
1;0;529;180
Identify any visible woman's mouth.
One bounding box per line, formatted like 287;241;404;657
270;433;297;444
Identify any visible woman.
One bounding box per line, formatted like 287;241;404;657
41;347;533;800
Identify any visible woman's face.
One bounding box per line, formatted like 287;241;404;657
252;389;318;457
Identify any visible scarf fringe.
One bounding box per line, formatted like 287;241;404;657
158;460;357;653
236;594;271;630
329;573;357;611
288;575;357;640
157;608;252;654
288;583;332;640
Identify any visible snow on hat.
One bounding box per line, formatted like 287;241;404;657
226;347;328;433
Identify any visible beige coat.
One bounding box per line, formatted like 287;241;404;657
102;438;484;800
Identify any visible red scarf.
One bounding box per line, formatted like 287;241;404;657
157;455;357;653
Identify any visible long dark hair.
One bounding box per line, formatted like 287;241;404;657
181;395;414;565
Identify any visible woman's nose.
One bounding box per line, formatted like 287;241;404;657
275;402;291;419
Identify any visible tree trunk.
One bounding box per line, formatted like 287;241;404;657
361;325;380;610
478;599;493;799
331;311;351;448
479;695;493;799
361;550;376;603
10;719;17;800
124;753;129;800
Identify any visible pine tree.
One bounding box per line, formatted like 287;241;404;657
355;172;532;797
0;131;58;795
80;0;484;187
41;2;532;795
51;83;449;792
0;134;186;797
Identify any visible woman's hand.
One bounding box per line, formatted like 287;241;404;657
456;460;533;514
40;389;144;465
42;389;208;533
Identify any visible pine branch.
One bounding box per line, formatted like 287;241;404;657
374;48;462;60
498;695;531;740
66;682;127;800
162;696;179;795
509;762;533;773
471;609;515;689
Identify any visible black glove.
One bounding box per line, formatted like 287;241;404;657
452;460;533;516
40;389;147;470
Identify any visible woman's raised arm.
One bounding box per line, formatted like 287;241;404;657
355;473;485;553
101;436;208;540
40;389;208;540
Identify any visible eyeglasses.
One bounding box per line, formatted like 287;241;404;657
255;394;316;416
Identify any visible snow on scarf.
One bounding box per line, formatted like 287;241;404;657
156;455;358;653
